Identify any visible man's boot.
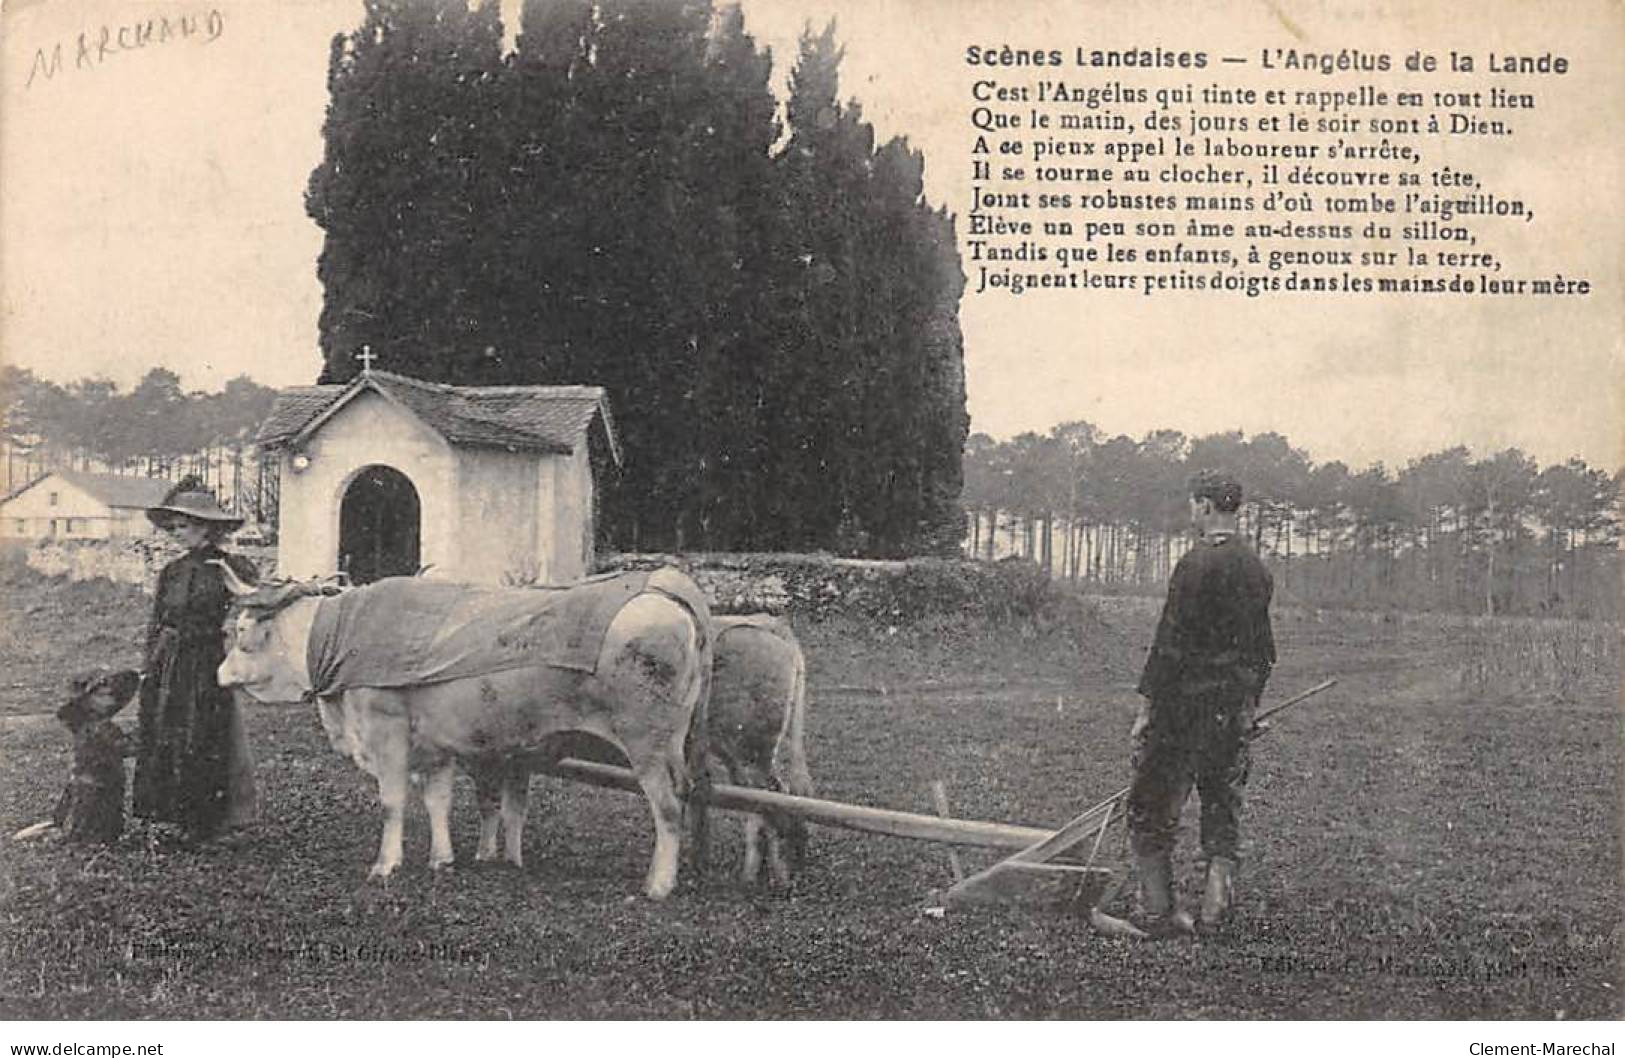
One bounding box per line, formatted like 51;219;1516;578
1199;856;1236;932
1131;850;1194;939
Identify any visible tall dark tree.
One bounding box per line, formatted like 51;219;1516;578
767;21;967;556
768;20;867;550
913;203;972;555
305;4;968;556
307;0;507;382
506;0;774;549
845;140;970;557
686;4;786;549
501;0;593;387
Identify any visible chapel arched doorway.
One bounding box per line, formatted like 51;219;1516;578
338;465;421;584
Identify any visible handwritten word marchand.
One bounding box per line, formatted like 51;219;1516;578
25;10;224;89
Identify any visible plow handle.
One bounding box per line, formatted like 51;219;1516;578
1248;677;1338;738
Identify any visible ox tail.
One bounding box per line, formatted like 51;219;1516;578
770;642;814;870
679;601;714;885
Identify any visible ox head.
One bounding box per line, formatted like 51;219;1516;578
214;561;340;704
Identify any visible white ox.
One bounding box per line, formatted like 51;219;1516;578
214;565;713;900
469;614;815;886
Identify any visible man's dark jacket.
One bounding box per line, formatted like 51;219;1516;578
1138;533;1276;700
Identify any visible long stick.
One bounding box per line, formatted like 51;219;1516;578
1250;678;1339;733
547;680;1337;859
543;757;1056;851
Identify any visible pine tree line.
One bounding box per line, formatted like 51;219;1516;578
0;366;282;520
305;0;969;557
965;424;1623;620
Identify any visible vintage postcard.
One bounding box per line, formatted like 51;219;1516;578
0;0;1619;1042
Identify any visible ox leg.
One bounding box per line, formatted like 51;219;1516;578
473;766;502;863
729;763;766;886
500;767;530;869
368;728;411;879
360;701;412;880
422;762;456;871
633;762;685;900
740;812;794;888
741;814;766;885
765;820;795;888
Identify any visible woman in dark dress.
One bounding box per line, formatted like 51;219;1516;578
133;477;261;843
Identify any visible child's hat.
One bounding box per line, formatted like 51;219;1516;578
57;669;141;726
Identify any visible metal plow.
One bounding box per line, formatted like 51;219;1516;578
539;678;1336;930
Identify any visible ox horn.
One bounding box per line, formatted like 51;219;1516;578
209;558;257;597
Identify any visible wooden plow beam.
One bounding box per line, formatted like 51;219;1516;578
542;756;1056;851
539;678;1336;921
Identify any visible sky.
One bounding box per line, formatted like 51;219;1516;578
2;0;1621;472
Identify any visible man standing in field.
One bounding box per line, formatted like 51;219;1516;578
1129;470;1276;937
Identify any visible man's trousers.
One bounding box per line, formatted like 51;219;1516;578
1127;683;1254;861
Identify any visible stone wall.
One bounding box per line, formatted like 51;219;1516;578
26;539;276;593
21;541;1051;626
601;552;1053;623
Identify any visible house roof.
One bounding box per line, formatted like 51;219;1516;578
0;470;172;510
256;370;621;465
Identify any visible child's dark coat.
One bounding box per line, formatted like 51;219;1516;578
54;671;140;844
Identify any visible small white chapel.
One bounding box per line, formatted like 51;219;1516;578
256;360;620;587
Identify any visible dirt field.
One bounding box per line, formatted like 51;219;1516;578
0;565;1619;1019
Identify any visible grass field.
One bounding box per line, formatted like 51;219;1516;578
0;564;1619;1019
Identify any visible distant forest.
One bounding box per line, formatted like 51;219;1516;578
964;424;1622;619
4;366;1619;619
0;366;281;522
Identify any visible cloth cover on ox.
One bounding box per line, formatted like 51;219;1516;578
303;570;677;695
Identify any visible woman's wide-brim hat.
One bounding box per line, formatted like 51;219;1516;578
145;475;243;531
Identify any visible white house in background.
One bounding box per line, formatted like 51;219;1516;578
256;368;620;587
0;471;172;541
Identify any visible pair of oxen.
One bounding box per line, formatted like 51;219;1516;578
214;564;812;900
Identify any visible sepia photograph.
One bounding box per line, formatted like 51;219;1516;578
0;0;1620;1036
